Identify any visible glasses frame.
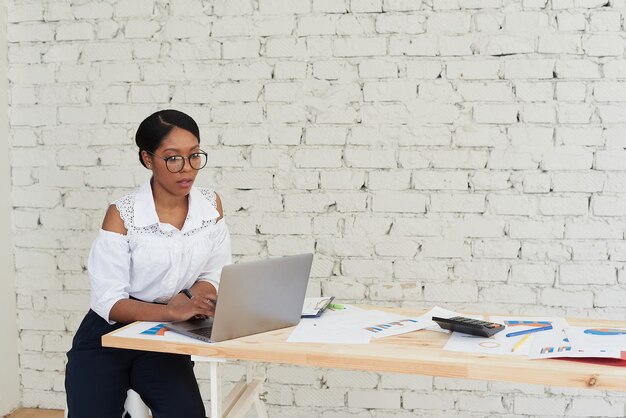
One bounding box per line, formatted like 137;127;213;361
144;150;208;173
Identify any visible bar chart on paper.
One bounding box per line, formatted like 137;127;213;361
364;319;419;334
141;323;167;336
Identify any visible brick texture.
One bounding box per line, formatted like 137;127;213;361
7;0;626;415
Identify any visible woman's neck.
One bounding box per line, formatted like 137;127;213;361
150;178;189;212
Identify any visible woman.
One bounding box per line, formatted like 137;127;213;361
65;109;231;418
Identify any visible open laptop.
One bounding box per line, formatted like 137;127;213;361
164;253;313;343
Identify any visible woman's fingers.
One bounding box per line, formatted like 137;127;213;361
192;296;215;316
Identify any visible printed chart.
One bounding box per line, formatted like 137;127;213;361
141;323;167;336
364;319;419;334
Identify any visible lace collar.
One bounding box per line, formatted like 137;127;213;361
133;180;220;233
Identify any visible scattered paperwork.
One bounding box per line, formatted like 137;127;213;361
114;307;626;361
443;316;568;356
438;313;626;361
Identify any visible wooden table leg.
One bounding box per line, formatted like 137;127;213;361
209;361;222;418
191;356;268;418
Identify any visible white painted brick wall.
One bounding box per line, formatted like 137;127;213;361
8;0;626;415
514;395;567;415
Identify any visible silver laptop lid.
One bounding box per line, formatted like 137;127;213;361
165;254;313;342
206;253;313;342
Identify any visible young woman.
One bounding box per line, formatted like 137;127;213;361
65;109;231;417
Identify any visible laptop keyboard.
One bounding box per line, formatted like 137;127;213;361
190;326;213;338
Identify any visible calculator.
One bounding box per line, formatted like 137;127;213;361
432;316;505;337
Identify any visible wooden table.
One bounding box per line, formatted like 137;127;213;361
102;307;626;416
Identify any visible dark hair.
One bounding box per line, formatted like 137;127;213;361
135;109;201;168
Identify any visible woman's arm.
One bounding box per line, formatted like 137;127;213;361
109;296;215;323
190;281;218;301
215;192;223;222
101;203;127;235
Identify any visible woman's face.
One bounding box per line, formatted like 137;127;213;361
144;126;201;197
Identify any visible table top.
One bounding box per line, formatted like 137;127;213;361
102;306;626;392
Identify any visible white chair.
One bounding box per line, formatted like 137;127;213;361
124;389;151;417
65;388;150;418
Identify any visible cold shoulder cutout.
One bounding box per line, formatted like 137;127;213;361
102;204;128;235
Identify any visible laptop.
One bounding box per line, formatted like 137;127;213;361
164;253;313;343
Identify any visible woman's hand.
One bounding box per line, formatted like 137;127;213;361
166;292;216;322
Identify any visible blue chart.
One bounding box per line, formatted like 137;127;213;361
540;345;572;354
364;319;418;334
141;323;167;336
584;328;626;336
505;320;551;328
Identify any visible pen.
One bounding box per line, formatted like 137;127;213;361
505;325;552;338
511;334;530;352
315;296;334;311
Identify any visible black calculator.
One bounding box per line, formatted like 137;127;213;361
432;316;505;338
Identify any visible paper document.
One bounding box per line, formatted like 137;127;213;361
363;311;430;339
288;305;372;344
288;305;429;344
565;326;626;350
529;328;622;359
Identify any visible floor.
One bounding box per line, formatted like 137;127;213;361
5;409;64;418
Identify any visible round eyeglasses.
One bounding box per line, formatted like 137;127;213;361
145;150;208;173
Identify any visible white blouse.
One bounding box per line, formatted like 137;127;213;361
88;181;232;324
